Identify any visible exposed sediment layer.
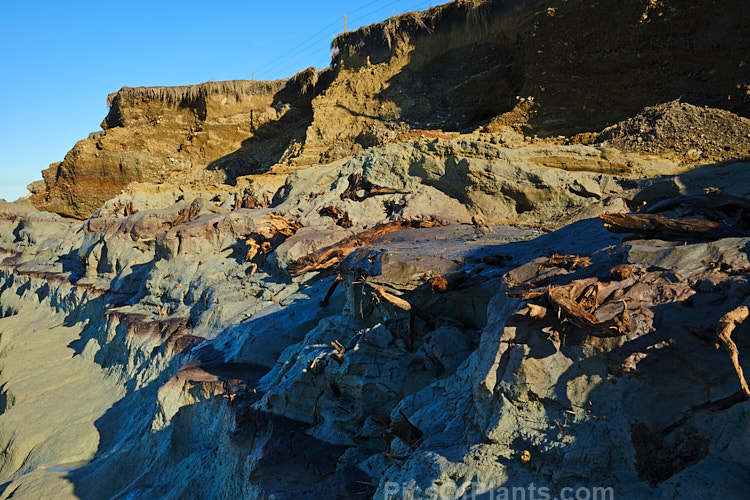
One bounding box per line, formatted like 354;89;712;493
30;0;750;218
32;69;328;219
6;141;750;498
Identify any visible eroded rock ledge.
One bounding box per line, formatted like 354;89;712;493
5;139;750;497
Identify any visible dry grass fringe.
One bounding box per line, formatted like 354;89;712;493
106;79;289;107
465;0;492;32
332;5;438;51
381;11;432;48
332;0;492;52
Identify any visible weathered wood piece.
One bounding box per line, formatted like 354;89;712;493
716;305;750;396
171;198;203;227
245;214;301;262
600;213;746;241
287;220;442;276
340;173;407;202
539;253;591;271
319;205;353;228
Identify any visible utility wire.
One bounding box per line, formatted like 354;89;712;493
257;0;402;77
255;0;440;79
253;0;425;78
253;0;389;77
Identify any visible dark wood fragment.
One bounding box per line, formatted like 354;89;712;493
340;173;407;202
287;220;443;276
600;213;747;241
319;205;353;228
539;253;591;271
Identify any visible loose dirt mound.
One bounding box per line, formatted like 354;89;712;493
598;101;750;164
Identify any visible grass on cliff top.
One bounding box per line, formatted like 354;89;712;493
331;0;491;50
106;79;290;107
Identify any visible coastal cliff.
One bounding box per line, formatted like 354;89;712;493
3;0;750;498
31;0;750;219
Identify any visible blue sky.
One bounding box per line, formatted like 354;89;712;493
0;0;439;202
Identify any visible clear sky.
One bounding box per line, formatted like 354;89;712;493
0;0;440;202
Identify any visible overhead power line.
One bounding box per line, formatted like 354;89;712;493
252;0;437;79
252;0;389;77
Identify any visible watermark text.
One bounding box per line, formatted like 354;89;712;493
382;482;615;500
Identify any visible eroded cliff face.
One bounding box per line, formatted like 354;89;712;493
30;0;750;218
32;70;329;219
299;0;750;160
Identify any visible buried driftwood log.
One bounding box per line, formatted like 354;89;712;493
287;219;443;276
645;191;750;225
599;213;746;241
340;173;407;202
601;193;750;241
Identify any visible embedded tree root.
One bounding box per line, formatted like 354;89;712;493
547;285;600;328
327;340;346;363
312;389;324;426
307;333;365;376
610;264;633;280
244;214;302;262
716;305;750;396
320;274;343;307
319;205;353;228
471;214;494;234
507;257;642;344
374;286;435;350
340;173;407;202
234;191;270;210
375;286;412;312
287;220;443;276
516;282;632;338
385;410;423;450
124;201;136;217
171;198;203;227
427;276;449;293
661;390;750;438
539;253;591;271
